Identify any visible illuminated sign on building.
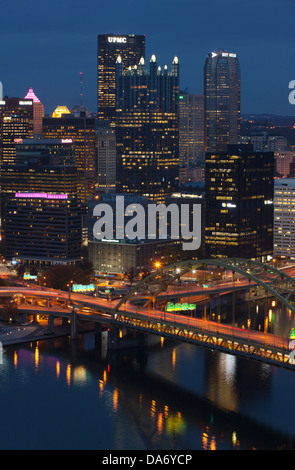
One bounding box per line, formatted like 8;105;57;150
61;139;73;144
222;52;237;58
19;100;33;106
23;274;37;280
72;284;95;292
108;36;127;43
15;192;68;200
166;302;196;312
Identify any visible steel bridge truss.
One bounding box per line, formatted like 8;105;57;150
113;310;292;369
113;258;295;315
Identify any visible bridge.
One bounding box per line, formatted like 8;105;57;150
2;258;295;369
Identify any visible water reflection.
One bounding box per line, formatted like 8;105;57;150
1;331;295;450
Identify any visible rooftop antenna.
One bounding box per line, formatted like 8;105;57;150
80;72;83;107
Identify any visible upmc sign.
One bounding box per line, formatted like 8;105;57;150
108;36;127;43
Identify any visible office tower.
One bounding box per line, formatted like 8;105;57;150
2;139;81;267
88;193;179;274
274;178;295;259
275;151;294;177
5;193;81;268
42;112;98;204
205;144;274;260
0;97;34;165
97;123;116;192
240;132;288;152
97;33;145;124
1;138;78;200
204;50;241;152
179;91;205;166
24;88;44;135
115;54;179;202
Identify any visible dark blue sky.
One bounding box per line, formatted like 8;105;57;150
0;0;294;116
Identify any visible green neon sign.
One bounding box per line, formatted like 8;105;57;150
289;328;295;339
166;302;195;312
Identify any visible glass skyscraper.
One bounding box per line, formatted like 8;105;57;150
204;50;241;152
205;144;274;260
97;34;145;124
115;54;179;202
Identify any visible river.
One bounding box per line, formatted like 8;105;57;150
1;323;295;450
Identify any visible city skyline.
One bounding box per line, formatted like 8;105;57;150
0;0;294;116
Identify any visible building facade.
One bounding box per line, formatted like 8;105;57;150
0;97;34;165
97;33;145;124
204;50;241;152
274;178;295;259
179;91;205;167
42;112;98;204
115;54;179;202
205;144;274;260
1;139;81;267
24;88;44;135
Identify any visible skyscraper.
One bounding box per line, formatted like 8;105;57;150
204;50;241;152
0;97;34;165
179;91;205;166
205;144;274;260
97;33;145;124
24;88;44;135
2;139;81;267
115;54;179;202
42;112;98;204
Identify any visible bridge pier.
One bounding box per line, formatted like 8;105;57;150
107;326;147;350
48;314;54;331
70;308;78;340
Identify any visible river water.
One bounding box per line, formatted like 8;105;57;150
1;322;295;451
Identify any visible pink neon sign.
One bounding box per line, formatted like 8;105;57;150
15;192;68;200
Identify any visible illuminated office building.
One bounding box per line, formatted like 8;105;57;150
0;97;34;165
97;124;116;192
24;88;44;135
115;54;179;202
42;112;97;203
204;50;241;152
5;193;81;268
179;91;205;166
205;144;274;260
97;33;145;124
2;139;81;267
274;179;295;259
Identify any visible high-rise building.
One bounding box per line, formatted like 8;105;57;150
97;33;145;124
0;97;34;165
179;91;205;166
204;50;241;152
205;144;274;260
97;123;116;192
274;178;295;259
115;54;179;202
2;139;81;267
24;88;44;135
42;112;98;204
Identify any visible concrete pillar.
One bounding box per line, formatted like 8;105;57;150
70;308;78;340
48;315;54;331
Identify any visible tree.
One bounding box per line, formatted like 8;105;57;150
41;264;91;290
124;267;140;286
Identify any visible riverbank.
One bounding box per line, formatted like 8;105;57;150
0;320;94;346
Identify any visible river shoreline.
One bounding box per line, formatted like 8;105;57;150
0;320;94;346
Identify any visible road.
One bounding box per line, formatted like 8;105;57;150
0;285;289;351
